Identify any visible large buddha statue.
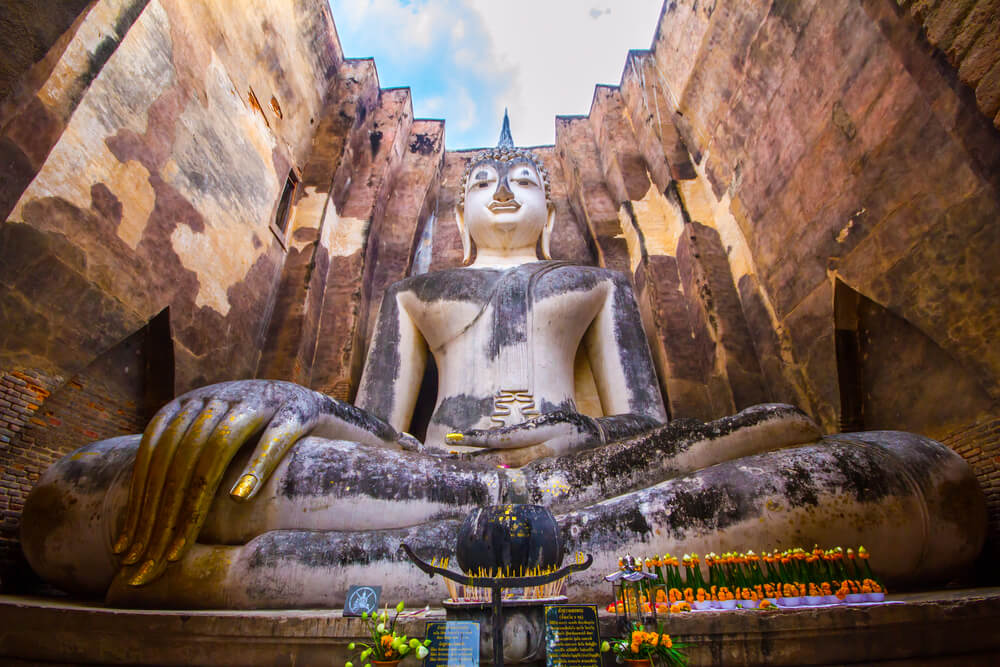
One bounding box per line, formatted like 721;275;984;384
22;123;985;608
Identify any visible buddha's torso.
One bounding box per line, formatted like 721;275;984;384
395;262;613;447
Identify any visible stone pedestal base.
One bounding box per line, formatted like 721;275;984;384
442;596;567;665
1;590;999;665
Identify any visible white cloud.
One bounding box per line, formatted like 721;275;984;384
453;86;477;131
422;95;445;115
330;0;663;148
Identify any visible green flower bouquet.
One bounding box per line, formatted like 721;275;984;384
344;601;430;667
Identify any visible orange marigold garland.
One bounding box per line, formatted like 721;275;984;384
607;545;886;613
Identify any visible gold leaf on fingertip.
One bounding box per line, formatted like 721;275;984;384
128;559;157;586
112;534;130;554
122;542;145;565
167;537;186;562
230;473;258;500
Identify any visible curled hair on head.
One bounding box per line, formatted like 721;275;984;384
457;147;554;212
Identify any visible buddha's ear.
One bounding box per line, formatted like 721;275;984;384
455;205;473;265
540;205;556;260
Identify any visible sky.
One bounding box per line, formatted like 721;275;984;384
329;0;664;150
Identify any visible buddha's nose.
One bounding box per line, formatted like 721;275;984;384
492;180;515;203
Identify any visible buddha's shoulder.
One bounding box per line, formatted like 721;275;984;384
388;267;502;303
533;262;628;298
544;262;623;282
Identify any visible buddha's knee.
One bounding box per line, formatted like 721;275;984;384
21;435;138;596
559;431;985;598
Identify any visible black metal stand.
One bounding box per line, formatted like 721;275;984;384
401;544;593;667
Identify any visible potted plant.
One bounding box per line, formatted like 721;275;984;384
344;601;430;667
601;622;688;666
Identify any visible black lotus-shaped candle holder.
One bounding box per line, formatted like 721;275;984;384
402;504;592;667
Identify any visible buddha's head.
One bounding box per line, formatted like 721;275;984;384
455;116;555;266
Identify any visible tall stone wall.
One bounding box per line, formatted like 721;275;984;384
898;0;1000;128
618;0;1000;562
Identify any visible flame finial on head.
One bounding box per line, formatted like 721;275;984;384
497;108;514;149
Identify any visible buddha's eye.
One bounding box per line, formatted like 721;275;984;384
474;181;490;188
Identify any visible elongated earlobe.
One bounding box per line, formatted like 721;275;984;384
540;206;556;260
455;206;473;265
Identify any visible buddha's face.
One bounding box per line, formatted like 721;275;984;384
461;158;552;255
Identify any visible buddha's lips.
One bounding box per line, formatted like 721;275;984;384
488;201;521;213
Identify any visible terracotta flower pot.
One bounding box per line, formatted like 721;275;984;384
624;659;653;667
372;661;401;667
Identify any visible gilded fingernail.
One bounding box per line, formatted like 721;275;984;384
167;537;185;562
446;433;464;443
128;559;157;586
112;534;129;554
230;473;258;500
122;542;145;565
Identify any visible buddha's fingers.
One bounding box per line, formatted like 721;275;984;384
454;421;567;449
230;406;319;502
454;411;602;451
127;411;267;586
121;400;204;565
125;399;230;584
164;411;268;565
113;401;181;554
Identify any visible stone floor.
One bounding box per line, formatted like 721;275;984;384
1;588;999;665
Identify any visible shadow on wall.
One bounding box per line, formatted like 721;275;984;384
834;280;995;439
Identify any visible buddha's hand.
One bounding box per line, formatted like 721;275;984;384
450;410;604;459
112;379;408;586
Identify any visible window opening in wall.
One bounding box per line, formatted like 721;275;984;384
274;170;298;236
834;280;863;433
410;211;436;276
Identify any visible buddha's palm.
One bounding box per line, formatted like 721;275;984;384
112;380;411;586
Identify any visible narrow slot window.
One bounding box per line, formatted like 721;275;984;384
274;170;298;235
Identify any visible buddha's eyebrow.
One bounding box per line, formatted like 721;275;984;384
474;169;490;180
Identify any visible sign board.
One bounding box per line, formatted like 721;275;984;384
544;605;601;667
343;585;381;617
423;620;480;667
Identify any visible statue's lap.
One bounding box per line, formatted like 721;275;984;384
21;411;986;608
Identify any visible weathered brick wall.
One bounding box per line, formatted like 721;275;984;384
0;369;59;591
941;417;1000;576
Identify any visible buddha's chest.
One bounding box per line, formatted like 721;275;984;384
402;281;606;356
